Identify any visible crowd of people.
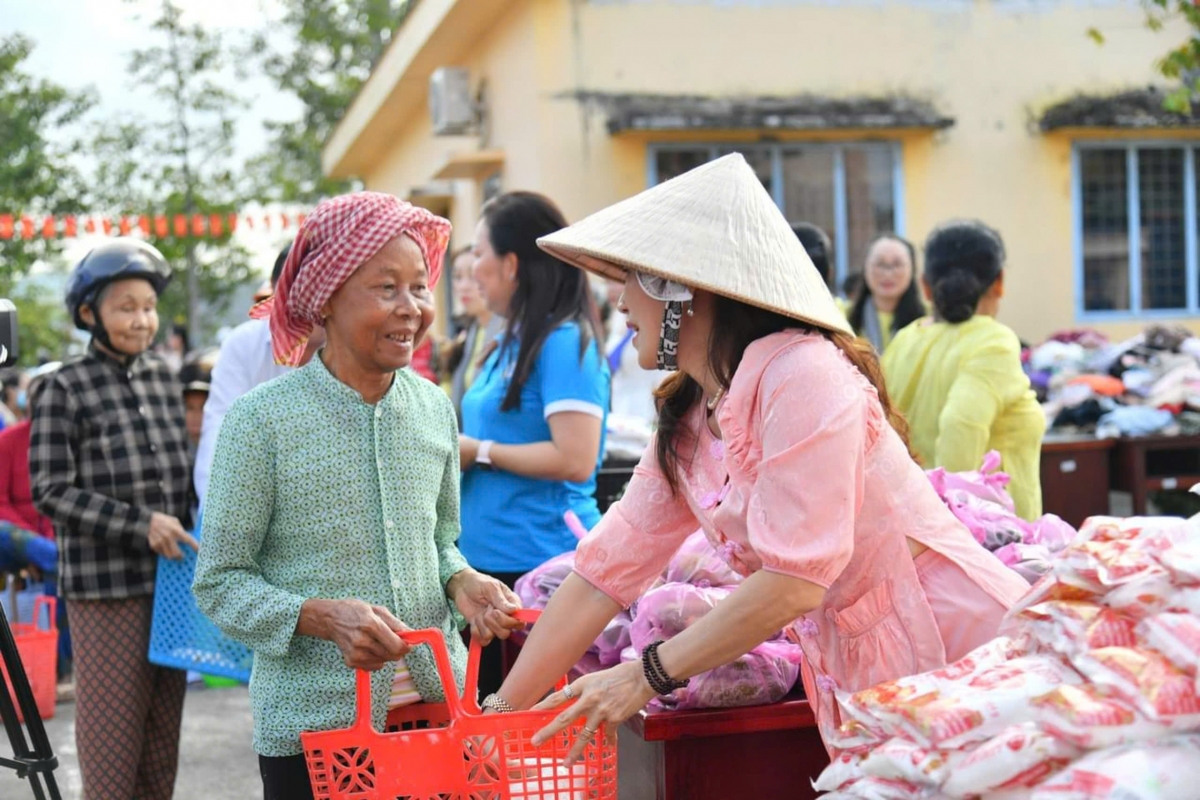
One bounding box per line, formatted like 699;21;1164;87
0;153;1051;799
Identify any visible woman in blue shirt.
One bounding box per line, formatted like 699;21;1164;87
458;192;610;694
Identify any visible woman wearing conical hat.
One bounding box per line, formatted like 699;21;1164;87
482;154;1029;759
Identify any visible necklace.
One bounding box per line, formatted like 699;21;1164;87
706;388;725;413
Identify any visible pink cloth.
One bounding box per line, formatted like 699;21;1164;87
913;548;1009;663
572;331;1029;752
251;192;451;366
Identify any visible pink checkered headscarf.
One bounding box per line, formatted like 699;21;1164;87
251;192;452;366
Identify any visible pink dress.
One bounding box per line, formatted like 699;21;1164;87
573;331;1029;751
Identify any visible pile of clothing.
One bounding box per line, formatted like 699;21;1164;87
1029;325;1200;437
926;451;1077;583
816;512;1200;799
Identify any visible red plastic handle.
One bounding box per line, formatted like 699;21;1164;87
351;608;545;730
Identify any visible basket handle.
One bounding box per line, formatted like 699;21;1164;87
32;595;55;632
350;608;556;729
351;625;470;730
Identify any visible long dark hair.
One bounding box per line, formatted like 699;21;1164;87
654;294;913;494
483;192;603;412
923;220;1005;324
848;234;925;337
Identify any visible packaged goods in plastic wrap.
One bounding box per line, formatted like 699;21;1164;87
1029;734;1200;800
817;512;1200;799
663;530;742;588
940;724;1079;797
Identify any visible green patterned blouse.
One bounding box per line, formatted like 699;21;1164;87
193;355;469;756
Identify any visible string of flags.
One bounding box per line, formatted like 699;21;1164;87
0;211;309;240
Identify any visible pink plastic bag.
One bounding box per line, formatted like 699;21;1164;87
664;531;742;588
926;450;1015;513
629;583;731;651
513;551;575;610
658;640;802;711
591;611;632;667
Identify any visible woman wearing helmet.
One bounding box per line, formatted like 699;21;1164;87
29;238;196;800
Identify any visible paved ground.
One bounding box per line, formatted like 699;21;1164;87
0;682;261;800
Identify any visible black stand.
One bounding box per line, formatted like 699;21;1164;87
0;598;60;799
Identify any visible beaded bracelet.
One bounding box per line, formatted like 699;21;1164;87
641;640;689;695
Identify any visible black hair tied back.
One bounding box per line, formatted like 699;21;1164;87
923;219;1005;325
930;271;984;324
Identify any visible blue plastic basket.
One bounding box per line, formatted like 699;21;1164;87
148;516;253;682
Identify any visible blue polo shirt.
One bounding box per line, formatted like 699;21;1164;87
459;322;610;573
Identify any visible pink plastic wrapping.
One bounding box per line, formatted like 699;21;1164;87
657;640;802;711
926;450;1015;512
513;551;576;611
663;531;742;588
628;582;732;651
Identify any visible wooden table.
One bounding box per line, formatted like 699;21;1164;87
1040;435;1114;527
618;692;827;800
502;633;827;800
1110;433;1200;516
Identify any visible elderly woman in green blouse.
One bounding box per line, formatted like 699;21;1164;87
194;193;522;800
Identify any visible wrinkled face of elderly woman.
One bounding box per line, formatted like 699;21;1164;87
321;234;436;373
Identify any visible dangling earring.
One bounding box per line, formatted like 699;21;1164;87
686;300;695;318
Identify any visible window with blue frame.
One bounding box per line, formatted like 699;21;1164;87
649;143;903;289
1076;143;1199;318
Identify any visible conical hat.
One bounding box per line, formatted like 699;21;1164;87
537;153;851;335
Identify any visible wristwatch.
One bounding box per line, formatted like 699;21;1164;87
481;693;514;713
477;440;495;469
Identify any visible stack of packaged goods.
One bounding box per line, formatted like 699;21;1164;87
815;513;1200;800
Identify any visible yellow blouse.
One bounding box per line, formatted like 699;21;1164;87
881;315;1044;521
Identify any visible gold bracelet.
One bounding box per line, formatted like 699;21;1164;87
481;693;515;713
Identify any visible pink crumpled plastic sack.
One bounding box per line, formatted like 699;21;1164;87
664;531;743;589
926;450;1015;513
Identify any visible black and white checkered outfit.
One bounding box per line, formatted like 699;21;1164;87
30;342;193;599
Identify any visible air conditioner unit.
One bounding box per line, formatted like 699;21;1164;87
429;67;474;136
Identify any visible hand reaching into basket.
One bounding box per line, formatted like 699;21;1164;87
297;598;412;671
148;512;199;560
530;660;656;768
447;568;524;645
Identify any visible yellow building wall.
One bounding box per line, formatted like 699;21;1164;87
358;0;1200;343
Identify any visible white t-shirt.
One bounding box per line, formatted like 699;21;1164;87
194;319;292;504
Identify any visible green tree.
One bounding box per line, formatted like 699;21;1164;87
0;34;93;295
89;0;257;345
1092;2;1200;112
247;0;411;202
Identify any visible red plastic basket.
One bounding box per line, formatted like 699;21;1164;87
302;609;617;800
0;595;57;723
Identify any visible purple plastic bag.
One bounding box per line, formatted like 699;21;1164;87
945;493;1031;551
592;610;633;667
629;583;732;651
665;531;743;588
660;640;803;711
513;551;575;610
